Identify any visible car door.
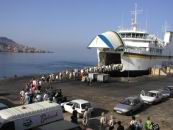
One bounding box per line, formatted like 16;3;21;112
158;93;162;101
64;102;74;113
74;103;80;113
134;99;141;111
155;93;161;102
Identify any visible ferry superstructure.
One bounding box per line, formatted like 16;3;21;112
88;5;173;74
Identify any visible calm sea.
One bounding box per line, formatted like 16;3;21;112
0;52;96;79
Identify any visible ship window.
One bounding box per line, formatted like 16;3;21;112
126;33;131;38
120;33;125;38
144;34;146;38
132;33;136;38
139;34;142;38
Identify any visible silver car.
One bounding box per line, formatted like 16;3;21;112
163;86;173;97
114;96;143;115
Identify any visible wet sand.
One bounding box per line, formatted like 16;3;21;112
0;75;173;130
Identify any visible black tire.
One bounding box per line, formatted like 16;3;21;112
126;110;133;116
91;111;95;117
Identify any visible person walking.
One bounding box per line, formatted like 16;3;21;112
108;115;115;130
71;107;78;124
83;107;90;127
20;89;25;104
136;119;143;130
100;112;107;130
117;121;124;130
129;116;137;130
144;117;153;130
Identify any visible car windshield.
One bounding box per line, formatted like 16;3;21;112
121;99;133;106
147;92;157;97
81;103;91;109
163;87;170;91
162;89;169;93
67;102;74;106
165;87;173;91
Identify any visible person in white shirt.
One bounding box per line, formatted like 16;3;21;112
100;112;107;130
20;89;25;104
129;116;137;130
83;107;90;127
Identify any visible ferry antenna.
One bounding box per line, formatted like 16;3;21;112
164;21;169;32
131;3;142;31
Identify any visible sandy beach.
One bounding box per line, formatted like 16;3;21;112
0;75;173;130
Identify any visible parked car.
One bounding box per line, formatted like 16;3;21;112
159;88;171;99
62;99;93;117
0;103;8;110
140;90;163;104
113;96;144;115
163;86;173;97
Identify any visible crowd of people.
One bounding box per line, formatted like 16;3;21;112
19;63;123;104
39;63;123;82
70;108;159;130
19;76;65;105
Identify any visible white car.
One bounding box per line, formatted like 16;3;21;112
140;90;163;104
62;99;93;116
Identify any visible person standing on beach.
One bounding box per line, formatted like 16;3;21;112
71;107;78;124
83;107;90;127
100;112;107;130
117;121;124;130
129;116;137;130
43;92;49;101
108;115;115;130
136;119;143;130
32;78;37;88
20;89;25;104
144;117;153;130
24;92;29;104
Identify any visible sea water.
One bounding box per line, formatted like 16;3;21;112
0;52;96;79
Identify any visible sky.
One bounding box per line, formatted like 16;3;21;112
0;0;173;61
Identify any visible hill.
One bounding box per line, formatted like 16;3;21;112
0;37;49;53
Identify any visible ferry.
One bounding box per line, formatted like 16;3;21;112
88;5;173;76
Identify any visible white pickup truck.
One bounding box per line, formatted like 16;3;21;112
140;90;163;104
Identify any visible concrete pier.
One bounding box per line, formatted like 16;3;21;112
150;66;173;76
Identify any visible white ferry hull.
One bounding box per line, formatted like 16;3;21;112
121;53;173;71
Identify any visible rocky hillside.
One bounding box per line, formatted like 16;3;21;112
0;37;49;53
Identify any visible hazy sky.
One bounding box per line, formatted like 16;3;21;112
0;0;173;61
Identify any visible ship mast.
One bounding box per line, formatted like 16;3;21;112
131;4;142;31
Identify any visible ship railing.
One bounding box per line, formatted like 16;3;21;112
125;48;150;54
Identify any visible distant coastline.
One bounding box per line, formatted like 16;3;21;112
0;37;51;53
0;50;53;53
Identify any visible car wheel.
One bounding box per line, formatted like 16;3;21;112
126;110;133;116
90;111;95;117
